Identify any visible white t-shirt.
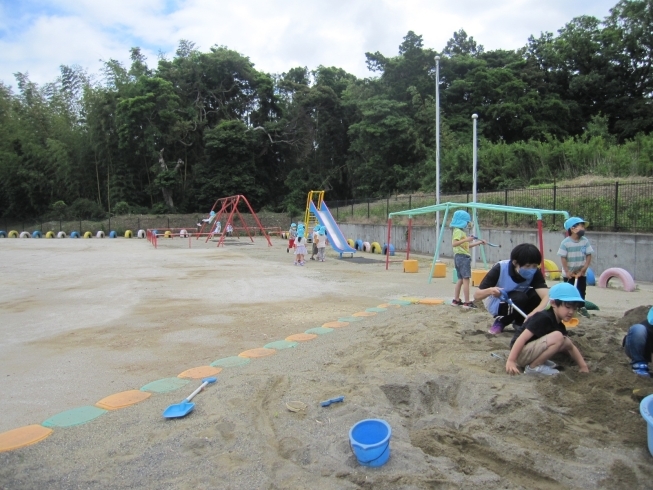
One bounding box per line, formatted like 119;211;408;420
315;234;327;248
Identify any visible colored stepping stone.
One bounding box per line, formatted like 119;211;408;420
338;316;362;322
96;390;152;410
264;340;298;350
305;327;333;335
42;406;107;428
239;348;276;359
322;321;349;329
141;378;190;393
389;299;412;306
366;307;387;312
400;297;422;303
211;356;251;368
286;333;317;342
353;311;376;317
178;366;222;379
377;303;401;308
419;298;445;305
0;425;53;453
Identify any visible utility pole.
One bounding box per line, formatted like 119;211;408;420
435;55;441;252
472;113;478;267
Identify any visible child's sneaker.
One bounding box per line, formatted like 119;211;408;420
488;318;504;335
632;362;651;377
451;299;464;306
544;360;557;368
463;302;477;309
525;364;559;376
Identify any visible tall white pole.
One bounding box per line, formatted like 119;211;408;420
435;56;441;254
472;113;478;267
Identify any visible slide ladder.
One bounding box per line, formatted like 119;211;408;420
303;191;324;241
309;201;356;257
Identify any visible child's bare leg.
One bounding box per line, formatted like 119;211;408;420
462;278;470;302
529;332;566;367
454;278;463;300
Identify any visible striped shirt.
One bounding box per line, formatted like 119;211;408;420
557;236;594;276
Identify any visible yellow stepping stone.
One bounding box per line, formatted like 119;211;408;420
177;366;222;379
419;298;445;305
322;321;349;328
239;348;276;359
352;311;376;317
286;333;318;342
377;303;401;308
400;297;422;303
96;390;152;410
0;425;53;453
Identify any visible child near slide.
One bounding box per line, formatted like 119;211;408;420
623;306;653;377
506;282;589;376
294;235;307;265
287;223;297;253
310;224;319;260
558;216;593;317
450;210;485;308
315;226;327;262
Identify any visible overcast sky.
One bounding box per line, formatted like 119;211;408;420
0;0;619;88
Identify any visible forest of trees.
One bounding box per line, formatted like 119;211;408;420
0;0;652;220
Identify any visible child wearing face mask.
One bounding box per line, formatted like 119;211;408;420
558;217;593;315
474;243;550;335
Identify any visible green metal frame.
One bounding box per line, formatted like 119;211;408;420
387;202;570;283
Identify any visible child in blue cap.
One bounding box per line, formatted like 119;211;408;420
558;216;593;317
450;210;485;308
623;306;653;377
506;282;589;376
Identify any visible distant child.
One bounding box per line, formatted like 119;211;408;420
558;216;593;317
287;223;297;253
226;222;233;237
475;243;549;335
294;235;307;265
315;226;327;262
450;210;485;308
623;306;653;377
310;224;320;260
213;220;222;235
506;282;590;376
197;210;216;228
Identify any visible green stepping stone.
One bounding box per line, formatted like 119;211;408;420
305;327;334;335
389;299;412;306
42;406;107;428
140;377;190;393
210;356;251;368
264;340;298;350
338;317;362;322
366;307;387;312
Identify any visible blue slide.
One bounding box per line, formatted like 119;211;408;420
309;201;356;257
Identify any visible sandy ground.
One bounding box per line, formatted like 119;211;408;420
1;236;653;489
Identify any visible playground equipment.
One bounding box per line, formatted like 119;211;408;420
303;191;325;239
598;267;636;292
83;232;92;238
309;200;356;257
196;195;272;247
387;202;569;283
19;232;30;238
96;231;105;238
32;231;41;238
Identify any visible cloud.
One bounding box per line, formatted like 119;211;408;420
0;0;618;87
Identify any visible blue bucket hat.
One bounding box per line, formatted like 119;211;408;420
563;217;588;231
210;210;216;216
549;283;585;303
318;227;326;236
449;210;471;229
291;223;296;228
648;307;653;325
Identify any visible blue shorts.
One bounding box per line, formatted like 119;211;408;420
454;254;472;279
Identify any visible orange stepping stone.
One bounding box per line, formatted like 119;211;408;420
286;333;318;342
239;348;276;359
96;390;152;410
419;298;445;305
177;366;222;379
0;425;53;453
377;303;401;308
352;311;376;317
322;321;349;328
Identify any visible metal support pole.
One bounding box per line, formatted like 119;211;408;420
406;218;412;260
428;206;451;284
614;181;619;231
385;218;392;270
472;114;478;267
537;219;545;273
435;55;441;250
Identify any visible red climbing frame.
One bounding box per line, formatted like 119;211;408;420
196;195;273;247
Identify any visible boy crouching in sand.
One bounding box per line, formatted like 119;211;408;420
506;283;589;376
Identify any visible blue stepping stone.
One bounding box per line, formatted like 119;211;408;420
366;307;387;312
338;317;362;322
305;327;334;335
264;340;298;350
389;299;412;306
210;356;251;368
140;377;190;393
42;406;107;428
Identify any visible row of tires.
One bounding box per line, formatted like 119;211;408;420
0;230;148;239
346;239;395;256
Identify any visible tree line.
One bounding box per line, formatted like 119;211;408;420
1;0;651;220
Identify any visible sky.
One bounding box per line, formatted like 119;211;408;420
0;0;619;88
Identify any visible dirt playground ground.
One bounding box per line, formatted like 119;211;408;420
1;236;653;489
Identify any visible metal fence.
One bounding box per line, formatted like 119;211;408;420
328;181;653;233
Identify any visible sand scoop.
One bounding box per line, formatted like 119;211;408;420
163;377;216;419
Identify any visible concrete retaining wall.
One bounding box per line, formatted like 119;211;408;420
339;223;653;283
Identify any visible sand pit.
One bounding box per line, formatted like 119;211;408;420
1;237;653;488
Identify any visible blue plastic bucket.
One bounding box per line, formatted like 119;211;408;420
349;418;391;467
640;394;653;457
586;267;596;286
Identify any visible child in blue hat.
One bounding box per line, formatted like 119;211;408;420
506;282;589;376
557;216;593;317
623;306;653;377
450;210;485;308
